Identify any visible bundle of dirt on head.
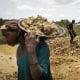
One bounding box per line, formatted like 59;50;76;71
21;15;59;36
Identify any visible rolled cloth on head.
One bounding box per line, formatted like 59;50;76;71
1;19;19;30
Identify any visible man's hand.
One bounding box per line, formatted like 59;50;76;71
24;32;37;53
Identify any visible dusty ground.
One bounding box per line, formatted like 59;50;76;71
47;36;80;80
0;36;80;80
0;45;18;80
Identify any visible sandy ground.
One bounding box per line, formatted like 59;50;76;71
48;36;80;80
0;36;80;80
50;54;80;80
0;45;18;80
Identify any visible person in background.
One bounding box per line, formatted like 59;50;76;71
67;20;77;44
0;19;53;80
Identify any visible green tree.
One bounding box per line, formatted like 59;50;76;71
0;18;8;26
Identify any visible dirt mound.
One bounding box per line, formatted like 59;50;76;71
46;36;80;80
46;36;80;55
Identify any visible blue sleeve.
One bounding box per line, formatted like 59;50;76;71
38;44;50;80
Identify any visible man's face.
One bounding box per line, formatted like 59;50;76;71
1;29;19;46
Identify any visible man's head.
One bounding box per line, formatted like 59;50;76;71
72;20;75;24
0;19;22;46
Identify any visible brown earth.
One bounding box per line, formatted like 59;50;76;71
0;36;80;80
47;36;80;80
0;45;18;80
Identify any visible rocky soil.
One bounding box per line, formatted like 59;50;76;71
47;36;80;80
